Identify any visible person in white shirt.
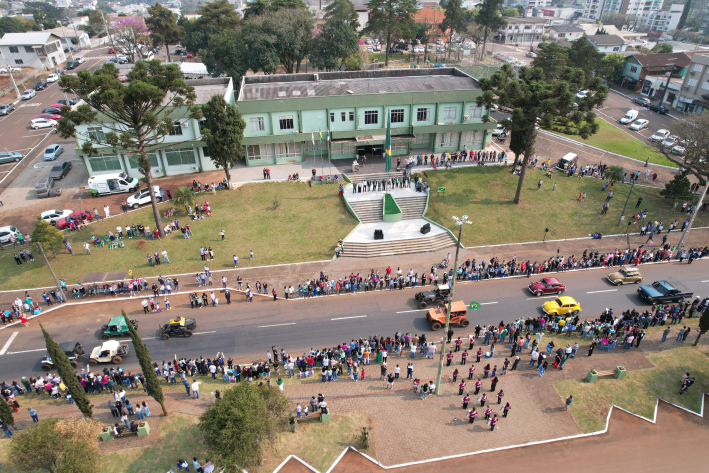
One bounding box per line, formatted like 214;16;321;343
209;364;217;379
104;205;110;218
191;379;201;399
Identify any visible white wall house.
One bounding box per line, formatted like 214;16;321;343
639;3;683;33
0;32;66;70
586;34;627;52
547;25;584;41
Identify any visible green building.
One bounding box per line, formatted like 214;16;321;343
237;68;497;166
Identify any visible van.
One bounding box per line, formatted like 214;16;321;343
555;152;578;171
88;172;140;196
0;225;22;245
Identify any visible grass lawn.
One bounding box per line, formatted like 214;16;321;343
553;345;709;433
0;182;357;291
546;118;676;167
422;166;709;246
368;52;409;62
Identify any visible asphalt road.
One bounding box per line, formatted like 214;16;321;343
0;260;707;379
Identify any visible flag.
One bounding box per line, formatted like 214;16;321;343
311;132;315;146
384;115;392;172
469;301;481;311
319;130;323;143
327;130;330;142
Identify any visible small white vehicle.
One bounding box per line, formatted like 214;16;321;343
30;118;57;129
661;135;678;148
491;124;506;136
619;110;639;125
0;225;22;245
0;67;20;73
629;119;649;131
671;144;685;155
126;186;164;209
76;56;86;64
88;340;129;365
40;209;72;223
21;89;36;100
576;90;590;100
649;129;670;142
88;172;140;196
46;73;60;83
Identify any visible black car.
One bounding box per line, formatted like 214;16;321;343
48;161;72;180
414;284;451;309
58;98;79;106
42;107;62;114
648;104;669;114
35;80;47;91
0;103;14;115
66;60;79;70
159;317;197;339
41;341;84;370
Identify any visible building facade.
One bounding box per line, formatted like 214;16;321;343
677;53;709;113
586;34;627;52
74;78;235;179
496;17;547;45
638;3;683;33
237;69;496;166
0;32;66;70
620;52;689;101
547;25;584;41
583;0;663;21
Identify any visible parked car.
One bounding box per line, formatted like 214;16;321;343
108;47;115;54
22;89;36;100
34;113;62;121
76;56;86;64
0;225;22;245
528;277;566;296
619;110;639;125
575;90;590;100
628;119;649;131
0;67;20;73
526;51;537;58
661;135;678;148
57;98;79;106
46;73;60;83
56;209;92;229
648;104;668;114
66;60;79;70
0;151;23;164
126;186;164;209
40;209;73;223
671;144;686;155
607;267;643;285
0;103;15;115
632;97;651;107
35;178;60;199
34;81;47;91
491;124;506;136
30;118;57;129
48;161;72;179
41;107;62;114
43;144;64;161
649;129;670;142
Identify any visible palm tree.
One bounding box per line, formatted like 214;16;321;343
173;186;196;214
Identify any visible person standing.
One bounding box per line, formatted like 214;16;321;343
462;394;470;409
489;415;498;431
467;407;477;424
564;395;574;410
28;407;39;423
104;205;110;219
502;402;511;417
191;379;201;399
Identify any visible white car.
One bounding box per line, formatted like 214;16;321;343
628;119;649;131
619;110;639;125
21;89;36;100
0;67;20;73
576;90;590;100
41;209;72;223
0;225;22;245
126;186;164;209
76;56;86;64
526;52;537;58
46;73;60;83
649;129;670;142
30;118;57;129
491;124;506;136
661;135;678;148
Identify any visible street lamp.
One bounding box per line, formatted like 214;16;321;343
434;215;472;396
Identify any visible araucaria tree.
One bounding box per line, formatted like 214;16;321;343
0;395;14;428
441;0;465;59
471;0;506;62
145;4;183;63
201;95;245;187
695;305;709;346
122;310;167;416
477;64;607;204
58;61;202;237
324;0;360;29
111;16;151;62
364;0;418;66
310;18;360;72
40;323;93;418
199;383;290;471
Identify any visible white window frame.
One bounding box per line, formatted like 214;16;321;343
168;121;183;136
275;142;302;159
416;107;430;122
246;144;274;160
693;63;703;72
278;115;294;130
332;142;357;155
460;130;483;146
87;126;106;142
364;110;378;125
165;149;196;166
390;108;405;123
687;78;698;87
249;117;265;132
701;81;709;91
414;133;430;145
443;106;457;120
468;106;482;119
438;132;459;148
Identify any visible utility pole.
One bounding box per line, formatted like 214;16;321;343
0;48;20;98
59;21;74;61
617;179;635;226
66;17;81;52
435;215;471;396
36;242;66;303
101;10;119;63
676;181;708;250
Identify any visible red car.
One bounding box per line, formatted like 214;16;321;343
34;113;62;120
528;277;566;297
108;48;115;54
50;103;64;109
56;210;93;230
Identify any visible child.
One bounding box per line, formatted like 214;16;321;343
164;297;171;310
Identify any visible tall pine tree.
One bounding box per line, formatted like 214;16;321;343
40;324;92;418
122;310;167;416
677;0;690;31
0;396;15;428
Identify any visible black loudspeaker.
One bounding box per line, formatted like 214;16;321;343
374;229;384;240
421;223;431;234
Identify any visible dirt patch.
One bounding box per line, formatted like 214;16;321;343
81;272;107;283
135;240;147;249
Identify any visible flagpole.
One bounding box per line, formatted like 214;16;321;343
327;130;332;176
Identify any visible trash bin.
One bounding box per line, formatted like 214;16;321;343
100;426;114;441
320;413;330;423
586;370;598;383
352;161;360;173
615;366;626;379
137;421;150;436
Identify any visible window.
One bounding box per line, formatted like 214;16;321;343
168;121;183;136
438;132;459;148
198;120;206;134
330;112;335;123
460;130;483;146
249;117;265;132
246;144;274;160
304;141;325;152
392;140;408;151
414;133;430;145
390;108;404;123
332;142;357;155
88;155;121;172
416;108;430;122
275;142;302;159
9;46;18;53
25;46;34;53
443;106;457;120
279;115;294;130
349;111;354;121
45;43;58;54
127;153;159;169
693;63;703;72
467;106;483;119
164;149;196;166
14;59;23;65
612;47;619;51
87;126;106;142
630;66;638;73
701;81;709;91
688;78;698;87
341;112;346;122
364;110;378;125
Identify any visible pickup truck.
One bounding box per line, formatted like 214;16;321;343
637;280;693;303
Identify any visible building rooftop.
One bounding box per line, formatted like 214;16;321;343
0;32;60;46
550;25;583;33
504;16;548;23
239;68;479;102
632;52;690;71
586;34;625;46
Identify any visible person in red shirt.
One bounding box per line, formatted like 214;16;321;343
480;393;487;406
461;350;468;365
462;394;470;409
490;415;498;431
503;402;511;417
452;368;459;382
446;352;454;366
474;379;482;395
458;381;466;395
468;366;475;379
484;406;493;419
467;408;477;424
454;337;462;352
476;349;483;363
497;389;504;404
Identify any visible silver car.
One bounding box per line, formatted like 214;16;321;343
43;144;64;161
0;151;23;164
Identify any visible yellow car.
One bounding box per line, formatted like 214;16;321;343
542;296;581;316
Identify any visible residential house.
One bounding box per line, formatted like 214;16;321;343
585;34;627;52
677;53;709;113
75;78;235;179
0;32;66;70
496;17;547;46
583;0;663;22
620;52;689;103
547;25;584;41
638;4;684;34
236;68;496;166
519;0;552;7
44;26;90;50
75;0;97;10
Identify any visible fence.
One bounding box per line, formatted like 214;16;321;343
0;69;42;99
